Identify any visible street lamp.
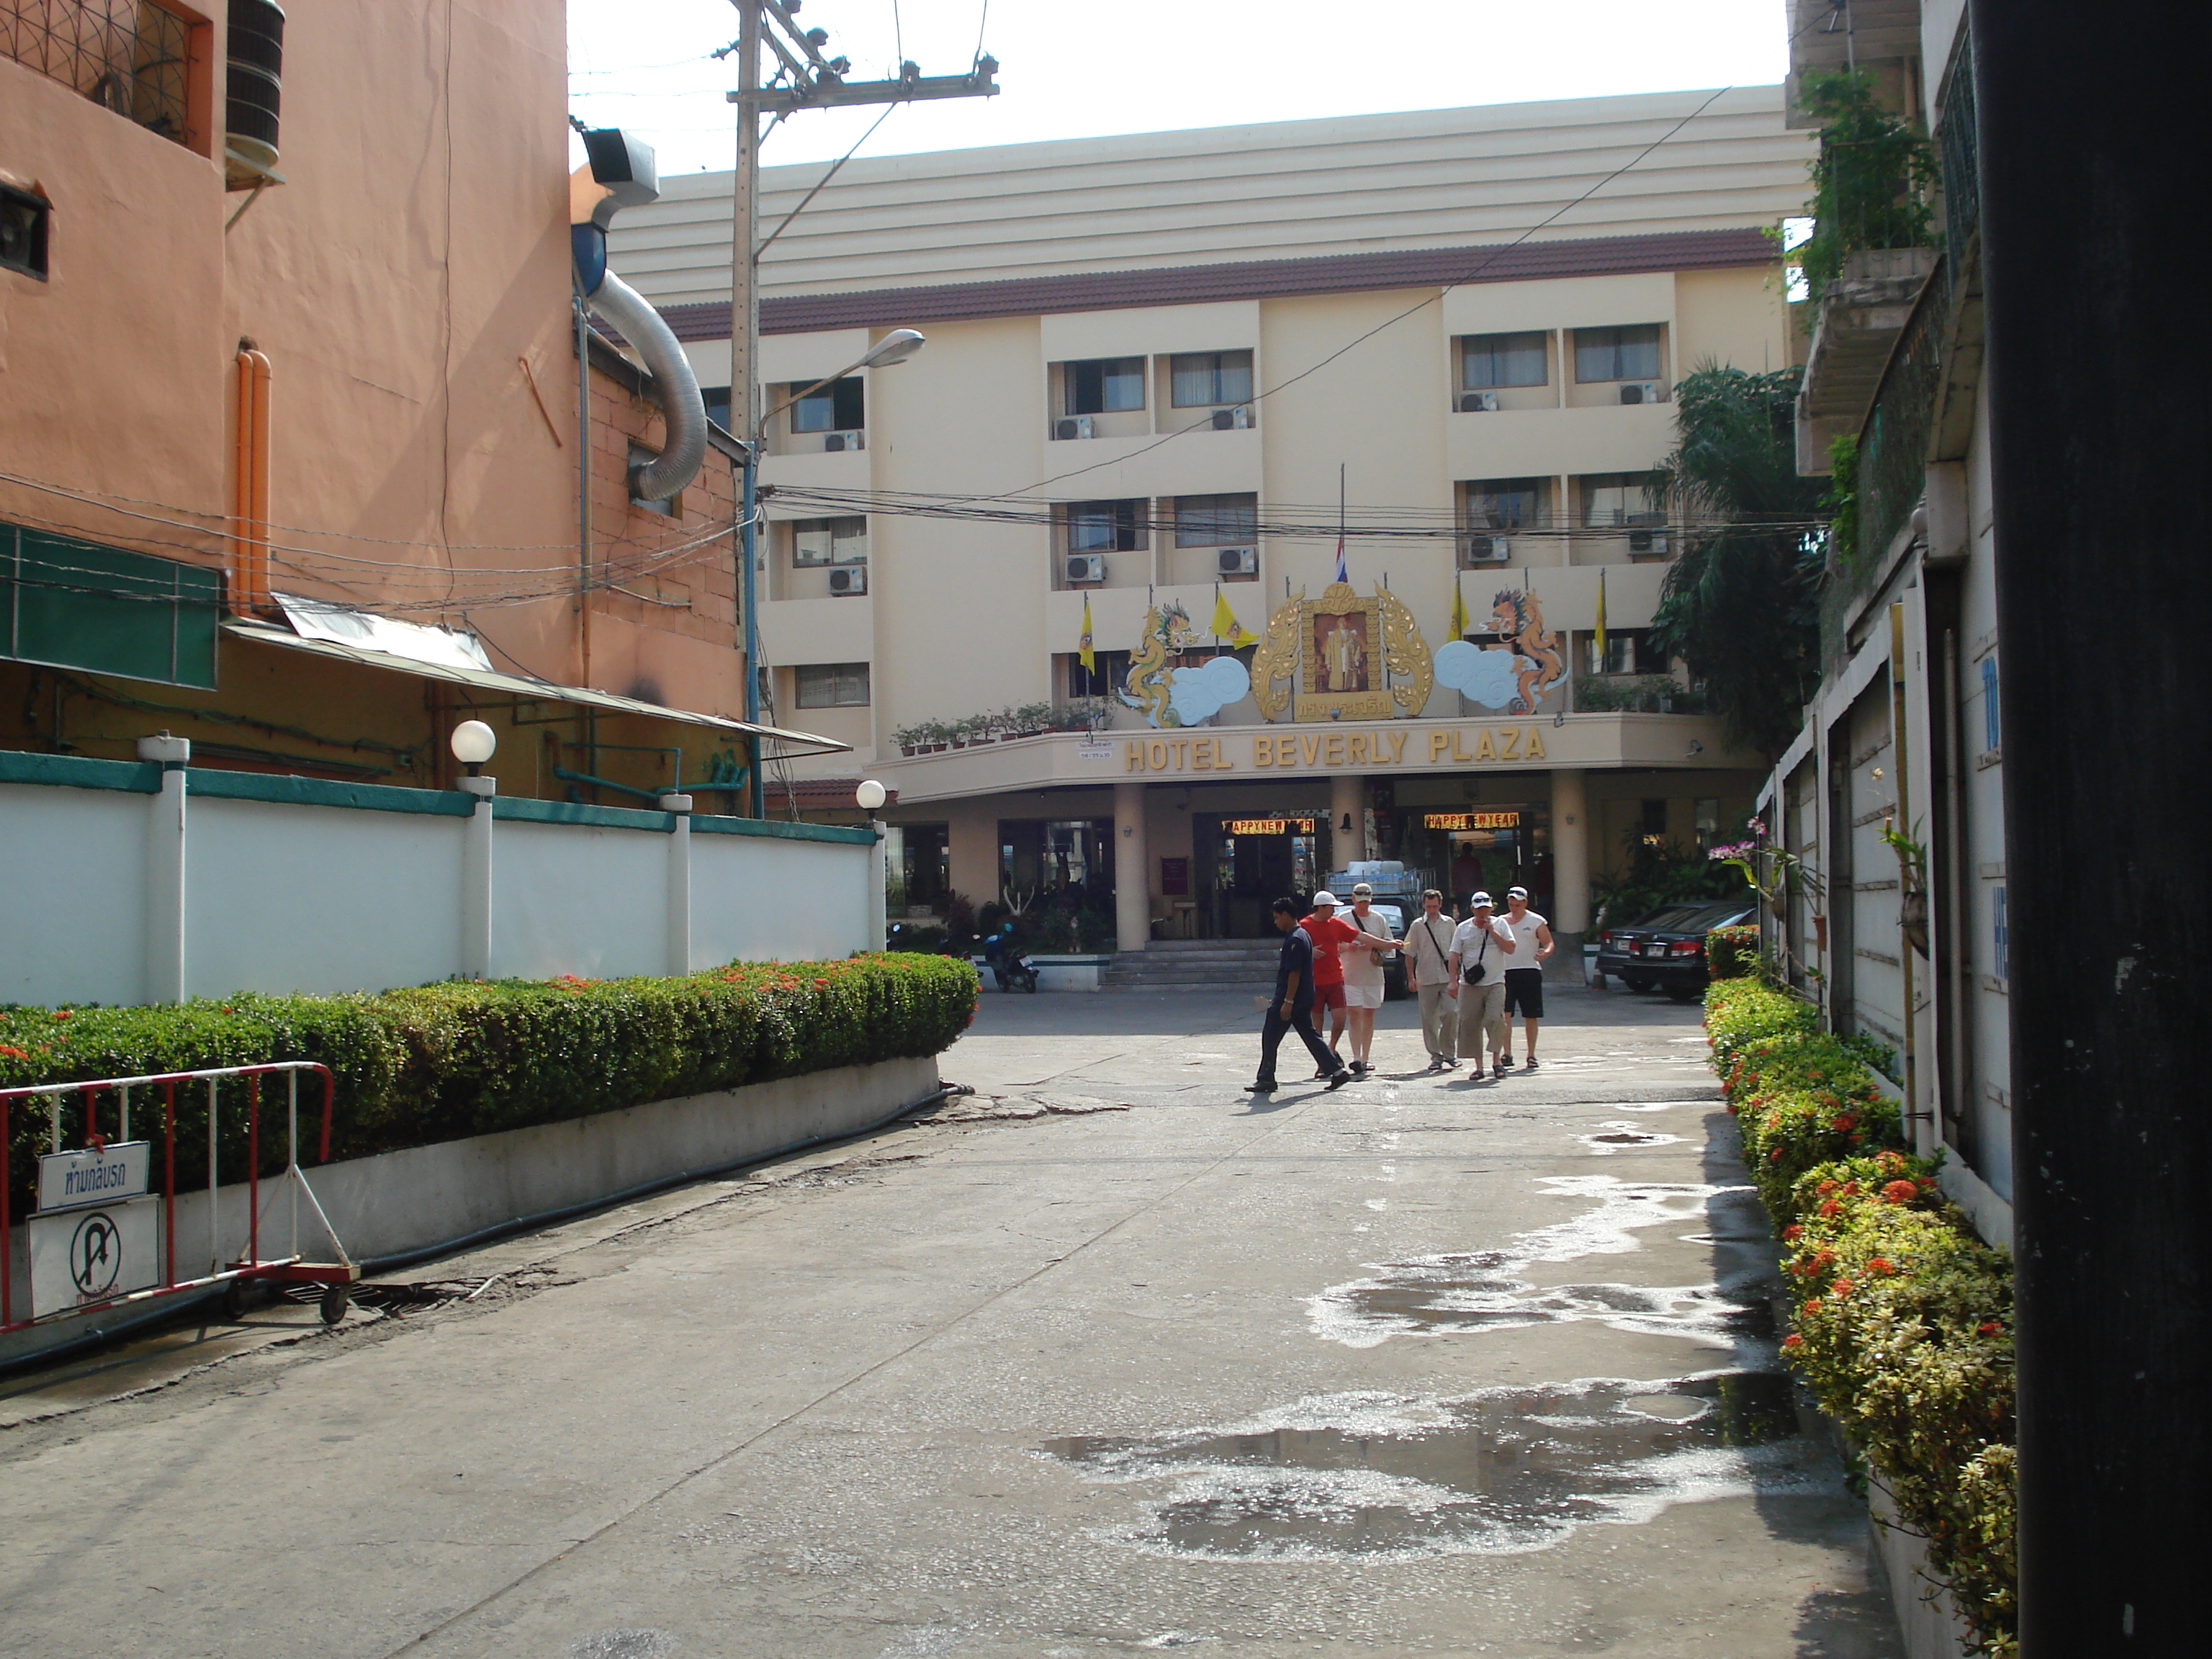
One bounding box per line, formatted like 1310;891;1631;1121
855;778;887;812
741;331;925;818
450;719;497;777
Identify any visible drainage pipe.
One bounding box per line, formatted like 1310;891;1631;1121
583;271;707;505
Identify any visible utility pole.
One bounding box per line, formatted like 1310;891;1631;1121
723;0;998;818
1972;3;2209;1654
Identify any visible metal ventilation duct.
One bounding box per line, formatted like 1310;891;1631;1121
225;0;286;186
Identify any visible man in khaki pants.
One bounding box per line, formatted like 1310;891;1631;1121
1447;891;1518;1079
1402;888;1459;1070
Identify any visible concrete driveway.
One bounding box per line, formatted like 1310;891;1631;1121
0;981;1900;1658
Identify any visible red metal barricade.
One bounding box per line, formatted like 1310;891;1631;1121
1;1061;357;1333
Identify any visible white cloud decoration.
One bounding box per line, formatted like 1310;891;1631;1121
1166;654;1252;725
1432;639;1527;709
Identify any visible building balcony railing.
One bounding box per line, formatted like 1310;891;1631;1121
2;0;197;147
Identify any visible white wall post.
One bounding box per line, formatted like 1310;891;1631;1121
460;776;495;979
662;793;693;974
1114;779;1148;953
138;732;189;1002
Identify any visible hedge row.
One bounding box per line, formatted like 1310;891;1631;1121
1707;977;2015;1657
1;954;979;1205
1705;922;1761;981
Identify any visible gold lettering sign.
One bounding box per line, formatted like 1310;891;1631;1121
1425;810;1524;831
1118;726;1546;773
1225;817;1317;836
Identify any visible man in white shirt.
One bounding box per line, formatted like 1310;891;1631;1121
1446;891;1518;1079
1401;888;1459;1071
1496;884;1556;1071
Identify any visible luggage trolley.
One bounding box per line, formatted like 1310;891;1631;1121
2;1061;359;1334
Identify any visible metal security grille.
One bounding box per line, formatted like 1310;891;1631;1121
0;1;194;146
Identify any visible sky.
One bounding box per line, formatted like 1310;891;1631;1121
566;0;1794;176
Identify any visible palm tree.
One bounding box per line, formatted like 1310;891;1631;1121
1648;364;1828;760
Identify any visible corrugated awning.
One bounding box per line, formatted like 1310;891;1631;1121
222;617;848;755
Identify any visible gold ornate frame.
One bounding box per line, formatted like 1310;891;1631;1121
1250;582;1434;722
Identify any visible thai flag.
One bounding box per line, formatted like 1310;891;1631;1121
1331;533;1347;585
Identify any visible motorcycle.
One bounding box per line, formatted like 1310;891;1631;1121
982;927;1040;993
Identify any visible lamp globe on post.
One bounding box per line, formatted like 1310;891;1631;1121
855;778;887;814
451;719;498;777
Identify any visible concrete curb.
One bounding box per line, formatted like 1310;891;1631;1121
2;1055;939;1371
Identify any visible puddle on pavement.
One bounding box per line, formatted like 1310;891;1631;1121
1043;1372;1832;1562
1309;1177;1776;1350
1575;1120;1686;1154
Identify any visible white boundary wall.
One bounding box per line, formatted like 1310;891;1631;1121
0;753;876;1004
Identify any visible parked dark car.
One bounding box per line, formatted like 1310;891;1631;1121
1596;900;1755;999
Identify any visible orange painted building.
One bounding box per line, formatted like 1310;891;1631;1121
0;1;824;804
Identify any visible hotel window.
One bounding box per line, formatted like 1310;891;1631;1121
1465;478;1547;531
1065;500;1146;553
1064;356;1146;415
1573;324;1663;382
1598;631;1669;675
789;517;868;567
795;662;871;708
1169;350;1254;408
1174;493;1258;547
1067;649;1131;699
1581;472;1661;528
788;376;865;433
1980;655;2001;752
1459;331;1548;389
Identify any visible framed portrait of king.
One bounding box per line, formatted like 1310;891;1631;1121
1295;585;1394;721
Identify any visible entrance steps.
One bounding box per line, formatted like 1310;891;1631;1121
1101;938;1281;989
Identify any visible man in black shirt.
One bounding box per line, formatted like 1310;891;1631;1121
1249;897;1355;1093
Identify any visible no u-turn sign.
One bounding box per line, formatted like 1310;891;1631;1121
30;1197;160;1318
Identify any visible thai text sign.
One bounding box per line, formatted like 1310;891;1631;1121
38;1141;151;1213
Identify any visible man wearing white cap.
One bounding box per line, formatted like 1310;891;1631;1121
1497;884;1555;1071
1298;891;1365;1071
1446;891;1517;1079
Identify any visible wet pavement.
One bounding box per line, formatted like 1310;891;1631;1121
0;980;1899;1658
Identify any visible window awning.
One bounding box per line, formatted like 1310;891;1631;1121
222;617;849;755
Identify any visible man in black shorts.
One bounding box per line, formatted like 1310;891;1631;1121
1496;885;1555;1071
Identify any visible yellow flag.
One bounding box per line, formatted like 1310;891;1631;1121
1079;593;1095;673
1211;588;1257;648
1595;567;1608;662
1449;574;1468;639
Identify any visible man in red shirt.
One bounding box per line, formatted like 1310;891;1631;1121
1299;891;1364;1072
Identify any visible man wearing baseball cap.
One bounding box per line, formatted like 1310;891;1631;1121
1496;885;1555;1071
1299;890;1365;1073
1445;891;1519;1079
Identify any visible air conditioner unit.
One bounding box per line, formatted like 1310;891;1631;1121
1210;405;1253;430
827;565;868;595
822;430;866;452
1216;546;1258;576
1064;553;1106;585
1053;415;1094;441
1629;530;1673;555
1619;381;1665;405
1461;534;1511;566
1457;391;1499;413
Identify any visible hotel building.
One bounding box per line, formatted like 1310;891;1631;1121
609;89;1818;958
